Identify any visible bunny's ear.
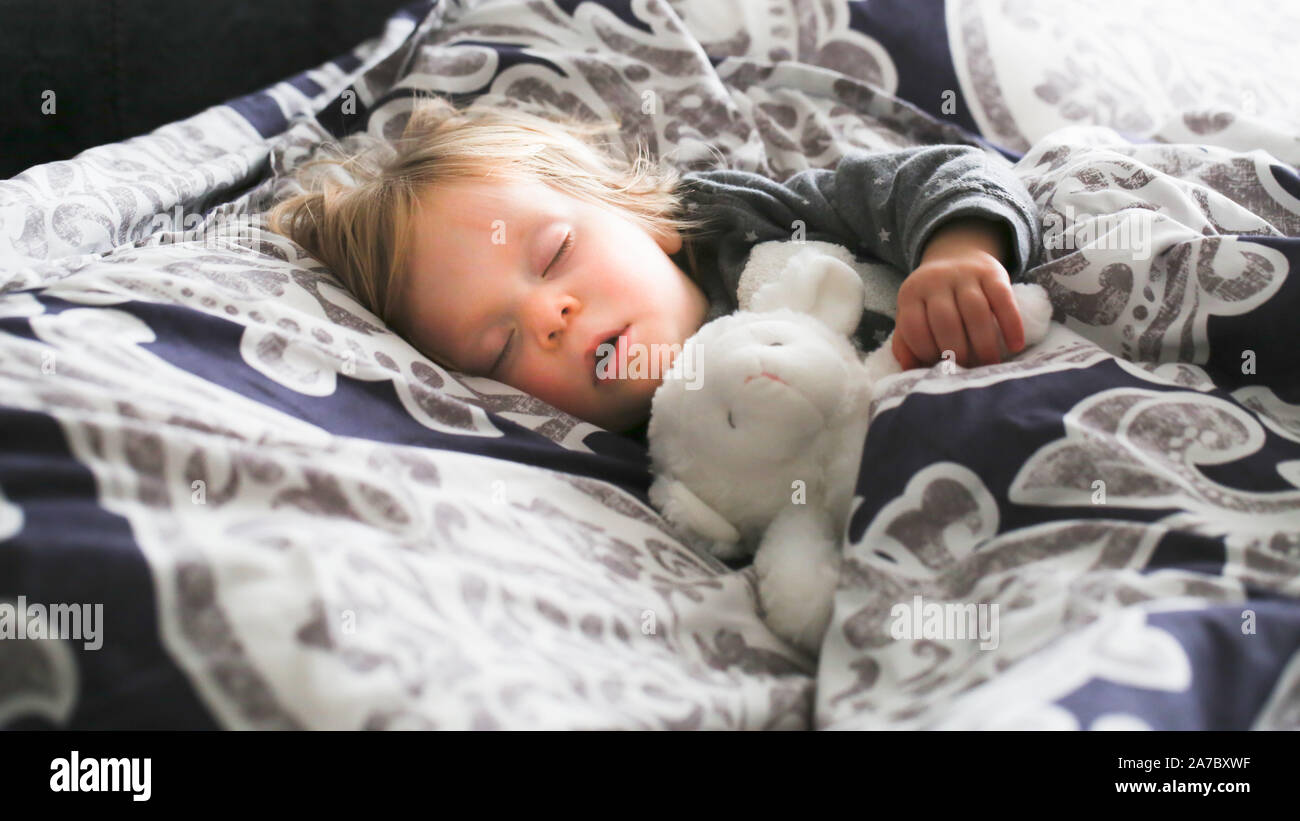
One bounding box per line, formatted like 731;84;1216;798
798;254;868;336
750;251;866;337
649;475;741;544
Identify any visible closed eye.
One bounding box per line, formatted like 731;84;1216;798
489;231;573;375
488;329;514;377
544;231;573;278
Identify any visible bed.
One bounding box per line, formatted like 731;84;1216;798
2;0;1298;730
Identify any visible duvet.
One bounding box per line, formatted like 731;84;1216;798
1;0;1298;729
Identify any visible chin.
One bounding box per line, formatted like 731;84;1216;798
598;402;651;434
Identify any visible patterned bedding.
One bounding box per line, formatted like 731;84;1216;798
2;0;1298;729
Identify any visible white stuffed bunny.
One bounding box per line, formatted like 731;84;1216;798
647;240;1052;654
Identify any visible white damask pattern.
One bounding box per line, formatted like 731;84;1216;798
4;0;1300;730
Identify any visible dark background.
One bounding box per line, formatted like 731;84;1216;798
0;0;412;179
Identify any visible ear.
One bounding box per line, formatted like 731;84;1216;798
653;224;683;255
648;475;741;544
750;251;866;336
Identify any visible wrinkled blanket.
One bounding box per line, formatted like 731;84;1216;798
823;125;1300;729
2;0;1298;729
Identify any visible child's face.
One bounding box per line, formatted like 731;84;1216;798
400;175;710;432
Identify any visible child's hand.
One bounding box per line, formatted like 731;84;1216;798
892;217;1025;370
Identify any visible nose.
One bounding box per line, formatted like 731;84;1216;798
525;291;581;351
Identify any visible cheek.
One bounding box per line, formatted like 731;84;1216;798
513;362;581;408
593;222;665;289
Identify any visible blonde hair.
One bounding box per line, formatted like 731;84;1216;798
267;94;711;368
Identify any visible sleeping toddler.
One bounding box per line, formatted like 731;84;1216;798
269;95;1041;435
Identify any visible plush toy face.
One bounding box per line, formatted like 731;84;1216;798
647;305;869;552
655;309;859;464
647;240;874;555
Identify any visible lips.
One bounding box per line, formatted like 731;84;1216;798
589;324;629;387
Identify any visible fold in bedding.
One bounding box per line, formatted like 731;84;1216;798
1;0;1298;729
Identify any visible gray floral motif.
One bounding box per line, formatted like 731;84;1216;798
827;457;1178;728
953;0;1300;149
1016;127;1291;365
663;0;897;90
1011;387;1300;559
2;316;805;726
0;607;80;728
822;124;1300;729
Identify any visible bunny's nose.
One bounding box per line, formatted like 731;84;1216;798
745;371;786;385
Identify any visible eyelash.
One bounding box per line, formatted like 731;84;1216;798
490;231;574;375
546;232;574;278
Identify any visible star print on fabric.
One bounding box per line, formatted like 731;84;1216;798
873;329;890;344
878;228;891;243
744;230;759;242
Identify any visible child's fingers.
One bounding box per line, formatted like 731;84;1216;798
895;303;940;366
891;331;921;370
925;293;970;366
982;279;1025;353
956;287;1002;365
